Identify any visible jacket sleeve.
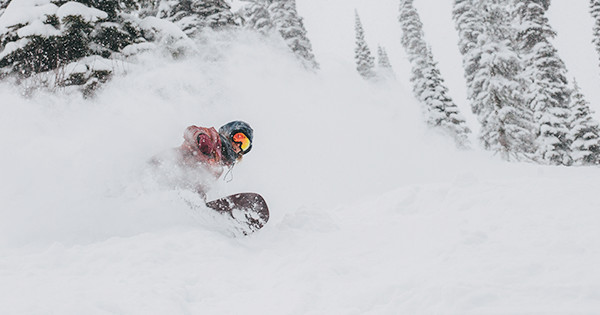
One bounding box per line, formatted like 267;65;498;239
183;125;204;148
179;126;224;175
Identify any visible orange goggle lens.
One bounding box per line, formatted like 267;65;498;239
232;132;251;152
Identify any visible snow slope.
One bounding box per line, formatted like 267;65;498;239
1;1;600;314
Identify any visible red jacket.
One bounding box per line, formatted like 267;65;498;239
178;125;224;178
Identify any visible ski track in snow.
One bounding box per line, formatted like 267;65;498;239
1;1;600;314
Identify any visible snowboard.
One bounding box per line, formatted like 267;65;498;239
205;192;269;234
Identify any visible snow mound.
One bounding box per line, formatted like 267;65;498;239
56;1;108;22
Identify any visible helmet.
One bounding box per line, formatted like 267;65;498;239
219;120;253;155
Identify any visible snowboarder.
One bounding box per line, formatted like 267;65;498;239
179;121;253;177
151;120;268;233
151;120;254;199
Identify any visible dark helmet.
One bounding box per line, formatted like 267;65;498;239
219;121;253;164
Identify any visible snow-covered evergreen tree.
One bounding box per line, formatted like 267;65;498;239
0;0;146;93
453;0;484;107
377;45;391;69
421;49;472;148
513;0;551;52
454;0;535;159
268;0;319;70
591;0;600;71
136;0;161;17
569;79;600;165
198;0;237;28
400;0;471;148
0;0;8;17
513;0;572;165
238;0;273;34
354;10;375;80
158;0;236;37
377;45;395;79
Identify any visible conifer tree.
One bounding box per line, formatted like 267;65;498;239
377;45;395;79
454;0;535;159
453;0;484;108
0;0;8;17
591;0;600;70
0;0;145;92
354;10;375;79
268;0;319;70
513;0;551;52
201;0;237;28
513;0;572;165
158;0;236;37
569;79;600;165
238;0;273;34
377;45;392;69
400;0;471;148
136;0;161;17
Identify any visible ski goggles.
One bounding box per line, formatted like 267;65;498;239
232;132;251;153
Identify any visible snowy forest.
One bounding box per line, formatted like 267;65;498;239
2;0;600;165
0;0;600;165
